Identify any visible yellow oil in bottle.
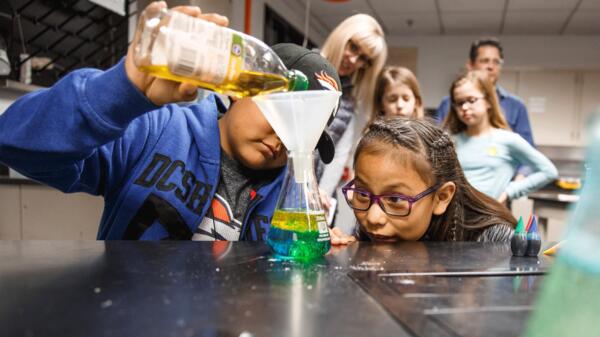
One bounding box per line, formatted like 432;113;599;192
139;65;289;97
268;210;331;261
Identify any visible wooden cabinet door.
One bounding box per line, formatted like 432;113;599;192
21;185;103;240
517;71;578;146
0;185;22;239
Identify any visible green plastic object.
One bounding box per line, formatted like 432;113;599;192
515;216;525;233
288;70;309;91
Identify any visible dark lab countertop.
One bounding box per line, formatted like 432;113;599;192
0;241;553;337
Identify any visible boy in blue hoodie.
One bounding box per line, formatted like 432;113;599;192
0;4;341;241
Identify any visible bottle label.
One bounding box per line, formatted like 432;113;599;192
316;215;330;242
152;11;242;85
226;33;243;82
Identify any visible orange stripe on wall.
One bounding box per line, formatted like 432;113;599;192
244;0;252;34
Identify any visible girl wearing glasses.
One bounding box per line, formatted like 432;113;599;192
330;118;516;244
442;71;557;204
317;14;387;206
369;66;425;124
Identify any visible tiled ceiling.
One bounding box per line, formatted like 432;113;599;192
285;0;600;36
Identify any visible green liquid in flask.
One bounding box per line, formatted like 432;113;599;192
267;210;331;261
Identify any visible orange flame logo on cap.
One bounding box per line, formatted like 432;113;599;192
315;71;339;91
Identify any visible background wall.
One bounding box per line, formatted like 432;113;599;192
387;35;600;108
221;2;600;110
230;0;329;44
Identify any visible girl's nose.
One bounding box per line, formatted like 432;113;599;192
365;202;387;228
348;54;359;65
396;99;404;109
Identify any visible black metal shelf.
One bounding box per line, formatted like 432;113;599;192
1;0;136;87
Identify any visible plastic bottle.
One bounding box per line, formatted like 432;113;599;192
523;109;600;337
511;216;527;256
525;215;541;257
133;6;308;97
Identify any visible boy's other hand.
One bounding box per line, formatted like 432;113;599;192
125;1;229;106
329;227;356;245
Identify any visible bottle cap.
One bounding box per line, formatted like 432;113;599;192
528;215;539;233
525;214;533;232
288;70;309;91
515;216;525;233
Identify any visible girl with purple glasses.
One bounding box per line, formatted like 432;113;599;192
330;118;516;244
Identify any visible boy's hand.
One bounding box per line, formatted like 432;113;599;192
125;1;229;106
329;227;356;245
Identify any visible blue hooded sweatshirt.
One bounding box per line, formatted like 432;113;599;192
0;60;285;240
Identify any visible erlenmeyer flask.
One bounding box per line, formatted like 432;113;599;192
252;90;341;260
268;151;331;260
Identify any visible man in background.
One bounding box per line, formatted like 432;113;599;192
437;37;535;149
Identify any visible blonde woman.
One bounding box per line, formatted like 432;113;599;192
317;14;387;199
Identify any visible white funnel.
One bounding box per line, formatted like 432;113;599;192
253;90;341;182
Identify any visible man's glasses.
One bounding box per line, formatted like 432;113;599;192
475;57;504;66
341;180;439;217
452;96;484;109
347;40;373;68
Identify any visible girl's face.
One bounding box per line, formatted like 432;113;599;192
381;83;417;118
338;39;372;77
219;98;287;170
352;148;439;241
452;80;490;129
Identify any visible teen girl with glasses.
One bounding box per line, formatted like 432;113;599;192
442;71;557;204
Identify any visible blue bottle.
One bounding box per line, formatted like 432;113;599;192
526;215;541;257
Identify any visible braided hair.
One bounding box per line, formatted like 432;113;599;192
355;118;516;241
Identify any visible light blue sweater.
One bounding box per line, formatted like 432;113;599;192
453;128;558;200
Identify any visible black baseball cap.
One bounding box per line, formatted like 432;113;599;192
272;43;341;164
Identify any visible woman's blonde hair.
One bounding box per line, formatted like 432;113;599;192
321;14;387;119
443;70;509;134
370;66;424;125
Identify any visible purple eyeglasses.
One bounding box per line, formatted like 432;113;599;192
341;180;439;217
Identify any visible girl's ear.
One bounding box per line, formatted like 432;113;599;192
485;97;491;111
465;60;474;70
433;181;456;215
